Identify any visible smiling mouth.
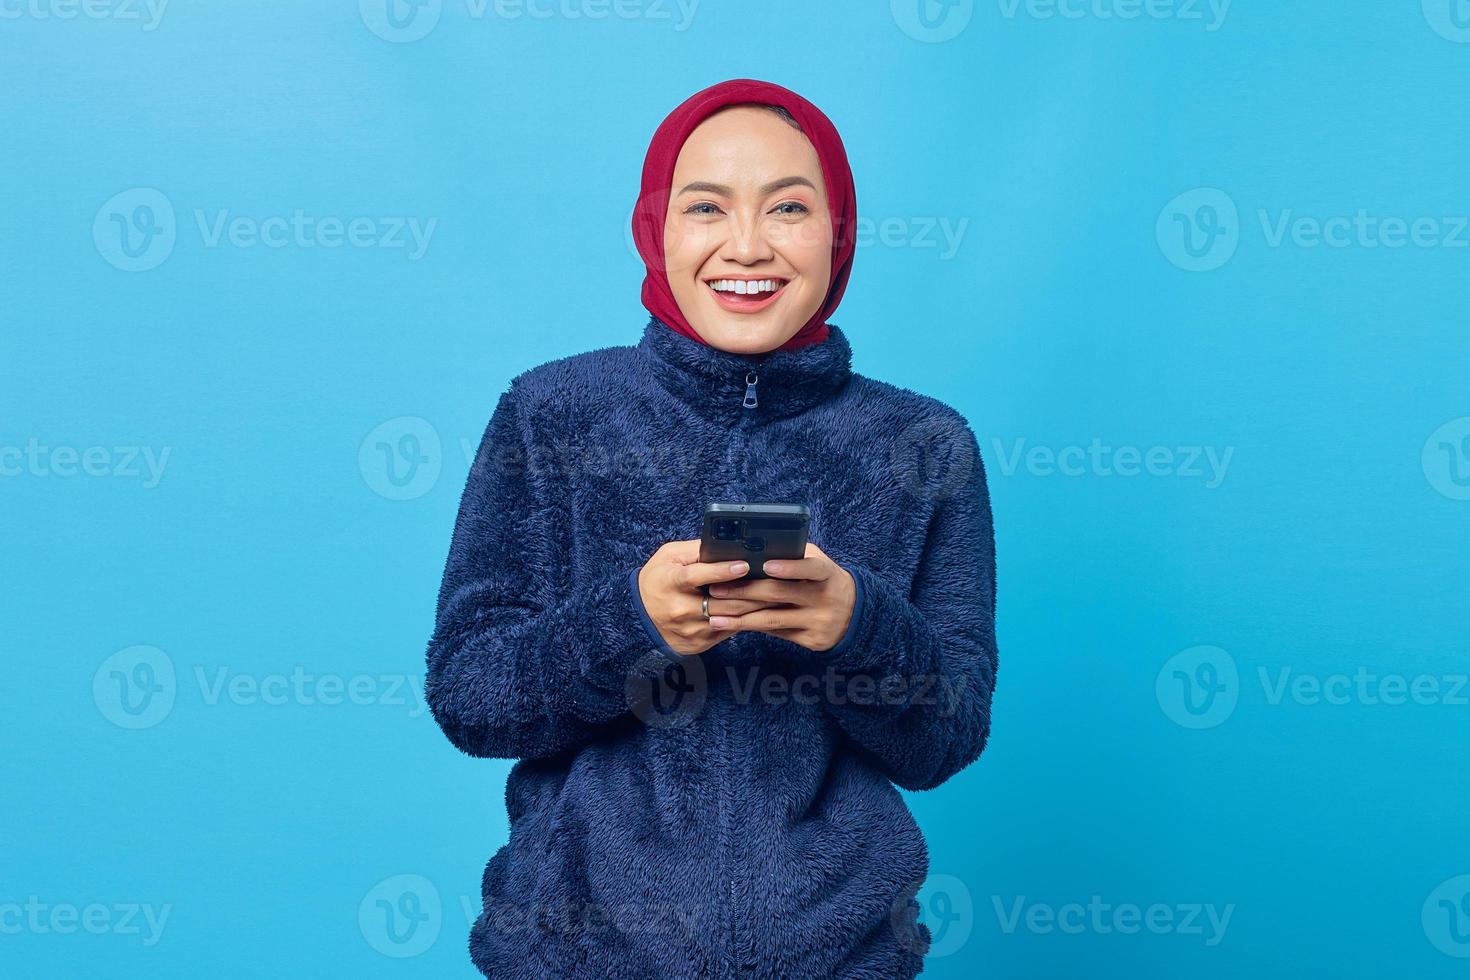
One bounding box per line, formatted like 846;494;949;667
703;277;789;312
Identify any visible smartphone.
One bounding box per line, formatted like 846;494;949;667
699;502;810;579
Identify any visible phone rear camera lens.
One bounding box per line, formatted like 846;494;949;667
714;518;742;541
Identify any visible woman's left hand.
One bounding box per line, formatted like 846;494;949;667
704;542;857;652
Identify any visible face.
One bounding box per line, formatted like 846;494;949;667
662;106;833;354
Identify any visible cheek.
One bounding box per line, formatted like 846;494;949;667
662;216;708;278
667;214;705;276
772;220;832;275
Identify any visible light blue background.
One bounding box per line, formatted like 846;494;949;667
4;1;1468;976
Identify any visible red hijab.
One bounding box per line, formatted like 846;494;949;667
631;78;858;353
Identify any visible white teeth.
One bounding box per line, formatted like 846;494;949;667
710;279;782;296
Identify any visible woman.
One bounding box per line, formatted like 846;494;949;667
426;78;999;979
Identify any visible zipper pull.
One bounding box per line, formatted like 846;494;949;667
742;369;759;408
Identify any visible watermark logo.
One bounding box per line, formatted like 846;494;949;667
892;873;974;957
625;649;707;729
1156;645;1238;729
1424;0;1470;43
1424;875;1470;957
93;645;177;730
891;0;974;42
360;416;442;500
94;188;176;273
1423;417;1470;501
360;874;441;957
890;415;978;504
1156;188;1238;272
360;0;442;42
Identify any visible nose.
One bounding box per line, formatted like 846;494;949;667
719;209;775;265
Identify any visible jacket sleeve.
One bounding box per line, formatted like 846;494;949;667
809;416;999;792
424;381;666;761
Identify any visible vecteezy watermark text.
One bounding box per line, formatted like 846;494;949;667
194;209;436;258
94;188;437;272
890;0;1229;43
359;0;701;43
996;0;1230;30
1157;646;1470;730
357;872;707;959
0;440;171;488
477;898;706;937
1258;666;1469;707
359;416;724;501
990;437;1233;488
992;894;1234;946
1158;188;1470;272
0;898;171;946
93;645;428;729
725;665;970;715
0;0;168;29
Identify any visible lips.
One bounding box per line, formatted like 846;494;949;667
704;278;789;314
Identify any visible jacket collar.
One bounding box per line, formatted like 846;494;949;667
636;314;853;424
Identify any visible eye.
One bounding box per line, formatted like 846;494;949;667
772;201;809;215
684;202;723;216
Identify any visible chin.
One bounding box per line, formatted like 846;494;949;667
692;310;803;354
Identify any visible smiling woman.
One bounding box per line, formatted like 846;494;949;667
426;77;998;980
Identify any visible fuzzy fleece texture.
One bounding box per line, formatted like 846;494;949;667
425;315;998;979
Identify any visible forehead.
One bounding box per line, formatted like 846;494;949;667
671;107;824;190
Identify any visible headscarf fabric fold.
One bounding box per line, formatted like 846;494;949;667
631;78;857;352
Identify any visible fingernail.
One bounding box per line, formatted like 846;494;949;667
709;616;731;628
708;587;725;597
730;562;748;574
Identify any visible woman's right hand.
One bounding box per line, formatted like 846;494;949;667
636;539;777;655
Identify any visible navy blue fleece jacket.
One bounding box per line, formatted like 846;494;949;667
425;315;998;979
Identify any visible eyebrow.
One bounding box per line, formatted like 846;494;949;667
676;176;817;198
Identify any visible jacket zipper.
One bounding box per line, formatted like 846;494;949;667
724;362;759;977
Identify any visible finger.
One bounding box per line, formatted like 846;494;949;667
707;607;811;632
758;554;832;581
704;597;788;618
673;558;754;591
706;577;811;602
